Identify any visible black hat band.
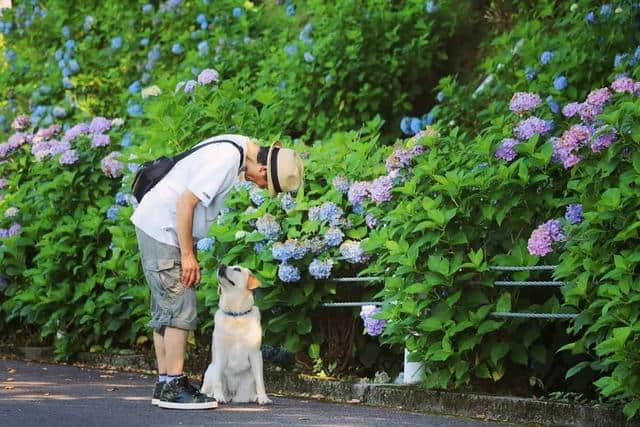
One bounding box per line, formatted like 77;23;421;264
270;147;282;193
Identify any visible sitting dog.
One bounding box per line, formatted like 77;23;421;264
200;265;272;405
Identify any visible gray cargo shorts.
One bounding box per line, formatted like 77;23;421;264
135;227;198;332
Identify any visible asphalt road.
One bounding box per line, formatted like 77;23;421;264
0;358;505;427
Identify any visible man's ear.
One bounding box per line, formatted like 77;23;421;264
247;274;261;290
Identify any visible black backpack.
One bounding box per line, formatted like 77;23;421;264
131;139;244;203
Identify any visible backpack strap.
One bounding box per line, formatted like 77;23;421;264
173;138;245;172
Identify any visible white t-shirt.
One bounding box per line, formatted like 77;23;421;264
131;134;249;247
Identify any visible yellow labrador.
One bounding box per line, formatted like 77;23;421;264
200;265;272;405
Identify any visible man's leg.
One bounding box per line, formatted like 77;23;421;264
153;329;167;375
163;327;188;375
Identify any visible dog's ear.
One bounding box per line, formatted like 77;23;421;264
247;274;261;290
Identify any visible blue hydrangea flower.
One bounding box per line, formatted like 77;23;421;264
171;43;183;55
600;4;612;17
280;193;296;211
553;75;568;91
540;51;554;65
254;241;266;252
410;118;422;134
286;4;296;16
421;112;436;126
127;104;143;117
272;241;296;261
365;213;378;229
332;176;350;194
55;49;63;61
62;77;73;89
325;227;344;247
52;107;67;118
65;39;75;52
525;67;538;81
546;95;559;114
309;258;333;279
141;73;151;84
614;53;629;68
84;15;94;31
198;41;209;56
140;38;149;47
142;4;153;13
62;25;70;39
232;7;244;18
129;81;141;94
400;117;412;135
196;237;215;251
111;37;123;50
299;23;312;44
436;91;445;103
425;1;438;13
304;51;315;63
565;204;583;225
68;59;80;73
250;188;265;206
284;43;298;56
585;11;596;24
106;205;120;220
121;131;132;148
309;202;344;225
115;192;130;206
278;263;300;282
256;214;281;240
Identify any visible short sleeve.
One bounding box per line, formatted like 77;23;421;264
186;145;241;207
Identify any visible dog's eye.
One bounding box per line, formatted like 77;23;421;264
234;267;241;272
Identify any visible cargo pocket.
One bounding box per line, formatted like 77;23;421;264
144;258;184;299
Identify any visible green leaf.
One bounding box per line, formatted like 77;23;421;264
477;320;503;335
490;342;509;366
496;292;511;312
565;361;590;379
419;317;442;332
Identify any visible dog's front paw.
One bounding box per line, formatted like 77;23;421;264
213;391;228;404
257;395;273;405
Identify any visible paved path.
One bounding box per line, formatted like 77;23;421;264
0;358;505;427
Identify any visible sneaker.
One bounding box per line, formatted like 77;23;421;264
157;376;217;410
151;381;164;406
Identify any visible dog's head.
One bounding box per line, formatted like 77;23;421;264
217;264;261;300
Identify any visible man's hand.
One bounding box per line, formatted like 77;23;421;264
181;252;201;287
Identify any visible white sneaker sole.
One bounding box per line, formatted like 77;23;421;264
158;400;218;410
151;398;160;406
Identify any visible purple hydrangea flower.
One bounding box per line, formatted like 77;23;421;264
561;102;581;118
89;117;111;134
527;219;565;256
339;240;368;263
11;114;30;131
348;181;370;207
0;178;7;189
611;77;635;93
91;134;110;148
509;92;541;114
62;123;90;143
369;175;393;204
100;151;123;178
590;127;617;153
495;138;519;162
360;305;386;336
585;87;612;107
332;176;351;194
514;117;553;140
365;213;378;229
59;149;79;165
0;223;22;239
385;148;413;171
565;204;583;225
183;80;197;94
197;68;219;85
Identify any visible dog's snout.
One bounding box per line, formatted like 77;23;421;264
218;264;227;276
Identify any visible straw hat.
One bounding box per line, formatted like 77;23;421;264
266;141;304;196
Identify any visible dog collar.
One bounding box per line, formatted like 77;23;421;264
222;307;253;317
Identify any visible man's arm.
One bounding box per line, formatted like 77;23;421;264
176;189;201;287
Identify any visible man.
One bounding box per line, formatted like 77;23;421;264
131;134;303;410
